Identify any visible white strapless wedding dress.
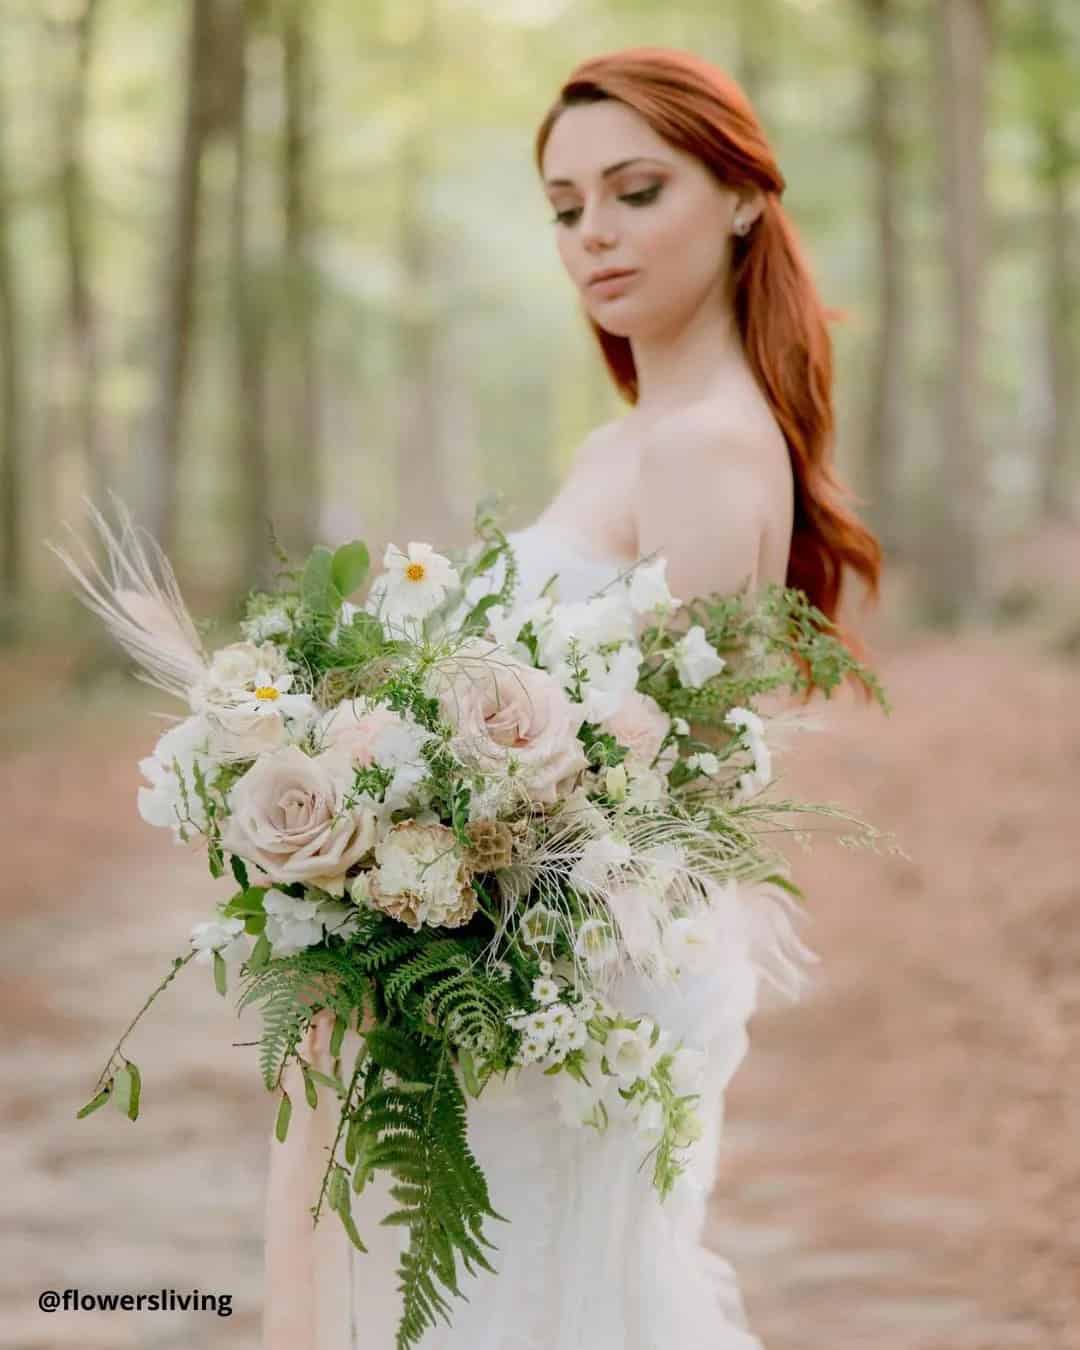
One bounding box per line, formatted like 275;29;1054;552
262;521;817;1350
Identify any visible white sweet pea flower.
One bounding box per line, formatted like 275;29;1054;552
378;542;456;621
577;643;643;723
190;915;249;966
539;592;635;668
627;558;679;614
672;717;690;737
486;596;553;658
673;626;726;689
138;715;214;839
261;888;361;958
724;706;765;739
328;599;360;644
240;606;292;643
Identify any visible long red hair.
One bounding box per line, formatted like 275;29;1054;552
535;47;883;697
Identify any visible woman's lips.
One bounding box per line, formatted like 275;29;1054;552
587;270;639;296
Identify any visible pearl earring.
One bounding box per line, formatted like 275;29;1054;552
734;218;750;236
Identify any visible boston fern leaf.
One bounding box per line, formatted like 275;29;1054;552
360;1028;508;1350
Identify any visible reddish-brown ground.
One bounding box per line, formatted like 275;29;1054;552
1;610;1076;1349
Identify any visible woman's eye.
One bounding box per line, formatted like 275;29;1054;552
550;183;662;227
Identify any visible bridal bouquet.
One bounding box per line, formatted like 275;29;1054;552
51;495;890;1349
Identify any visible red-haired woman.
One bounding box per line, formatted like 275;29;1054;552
263;46;882;1350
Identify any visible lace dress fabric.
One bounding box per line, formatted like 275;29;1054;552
262;521;814;1350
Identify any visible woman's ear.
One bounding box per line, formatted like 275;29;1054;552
732;185;765;234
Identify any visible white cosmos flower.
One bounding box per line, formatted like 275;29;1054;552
627;558;680;614
673;626;726;689
378;542;457;621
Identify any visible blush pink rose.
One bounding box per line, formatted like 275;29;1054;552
602;690;676;774
315;699;402;768
434;642;587;804
221;744;377;895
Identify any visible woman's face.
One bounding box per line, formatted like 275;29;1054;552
540;99;754;339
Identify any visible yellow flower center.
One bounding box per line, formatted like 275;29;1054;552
254;685;280;701
405;561;427;583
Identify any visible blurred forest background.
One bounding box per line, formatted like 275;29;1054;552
2;3;1079;1349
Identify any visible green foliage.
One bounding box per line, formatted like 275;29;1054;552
359;1030;507;1350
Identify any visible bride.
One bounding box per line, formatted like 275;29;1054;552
262;45;881;1350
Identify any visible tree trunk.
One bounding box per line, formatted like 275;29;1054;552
1036;10;1077;523
862;0;908;558
0;70;24;611
57;0;107;512
929;0;989;623
143;0;217;559
226;0;272;589
280;0;321;558
392;0;454;547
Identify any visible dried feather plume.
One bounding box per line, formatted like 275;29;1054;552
43;490;208;702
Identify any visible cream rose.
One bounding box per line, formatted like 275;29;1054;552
601;690;676;774
434;643;587;804
220;745;377;895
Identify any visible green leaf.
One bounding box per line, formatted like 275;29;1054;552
213;950;228;997
123;1061;142;1120
301;546;340;617
229;854;250;889
305;1067;346;1096
247;932;271;971
302;1067;318;1110
338;1206;369;1253
330;541;370;599
275;1090;292;1142
223;885;268;916
330;1013;346;1058
244;913;267;936
458;1047;482;1097
76;1086;111;1119
112;1067;132;1117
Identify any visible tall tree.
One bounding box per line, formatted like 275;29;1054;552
1032;0;1077;522
142;0;219;560
0;66;24;612
225;0;272;588
392;0;455;546
279;0;321;559
929;0;990;622
862;0;909;557
55;0;107;513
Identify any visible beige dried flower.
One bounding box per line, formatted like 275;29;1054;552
465;818;515;873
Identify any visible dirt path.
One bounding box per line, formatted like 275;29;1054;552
1;630;1075;1348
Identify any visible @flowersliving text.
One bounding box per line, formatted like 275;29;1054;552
38;1287;233;1316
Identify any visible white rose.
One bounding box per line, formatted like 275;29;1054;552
673;626;726;689
433;642;587;804
220;745;378;895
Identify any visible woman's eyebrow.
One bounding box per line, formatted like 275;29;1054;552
543;156;670;189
